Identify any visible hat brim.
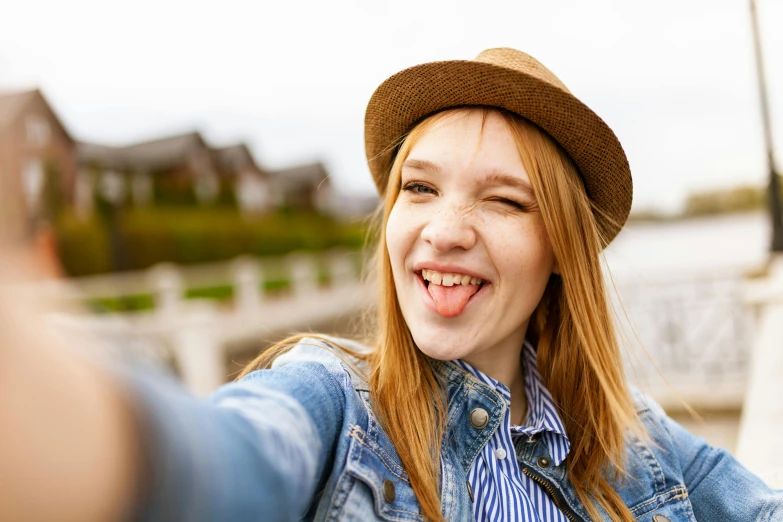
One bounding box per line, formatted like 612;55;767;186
364;59;632;246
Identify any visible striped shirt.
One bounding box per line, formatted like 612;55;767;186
455;342;571;522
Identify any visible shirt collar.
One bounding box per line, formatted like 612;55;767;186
454;341;570;465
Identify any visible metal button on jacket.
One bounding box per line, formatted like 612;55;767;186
536;456;551;469
383;479;395;503
469;408;489;429
652;515;671;522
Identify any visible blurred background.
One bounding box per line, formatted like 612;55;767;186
1;0;781;486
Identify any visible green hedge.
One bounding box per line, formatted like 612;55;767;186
54;207;370;276
56;212;113;276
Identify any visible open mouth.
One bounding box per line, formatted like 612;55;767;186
416;269;489;317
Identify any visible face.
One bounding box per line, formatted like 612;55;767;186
385;109;556;365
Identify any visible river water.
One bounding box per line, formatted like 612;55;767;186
596;212;772;419
604;211;770;282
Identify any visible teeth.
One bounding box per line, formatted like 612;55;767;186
421;269;482;286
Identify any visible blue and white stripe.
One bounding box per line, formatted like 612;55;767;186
455;342;571;522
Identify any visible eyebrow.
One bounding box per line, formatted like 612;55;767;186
483;171;535;197
402;158;439;173
403;158;535;197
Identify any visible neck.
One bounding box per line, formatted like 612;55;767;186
461;331;528;425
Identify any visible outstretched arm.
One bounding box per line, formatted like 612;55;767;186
129;360;347;522
0;251;346;522
661;409;782;520
0;252;141;522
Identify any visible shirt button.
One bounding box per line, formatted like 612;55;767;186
469;408;489;429
494;448;507;460
536;456;551;469
383;479;396;503
652;516;671;522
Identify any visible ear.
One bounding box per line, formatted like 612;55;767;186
552;257;561;276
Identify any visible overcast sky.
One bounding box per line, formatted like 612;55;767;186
2;0;782;212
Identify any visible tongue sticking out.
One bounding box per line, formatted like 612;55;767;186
428;283;481;318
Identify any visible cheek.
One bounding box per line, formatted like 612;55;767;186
385;205;412;272
493;220;555;279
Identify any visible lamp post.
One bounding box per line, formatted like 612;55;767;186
750;0;783;252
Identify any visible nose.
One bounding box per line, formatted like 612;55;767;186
420;205;477;252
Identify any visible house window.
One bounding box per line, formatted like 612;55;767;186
194;172;219;204
74;170;95;219
26;116;51;147
21;158;45;209
132;172;153;206
100;170;126;205
236;175;270;214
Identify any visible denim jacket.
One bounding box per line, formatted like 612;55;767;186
132;337;782;522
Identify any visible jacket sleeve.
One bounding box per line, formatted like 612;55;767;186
654;405;783;521
123;357;348;522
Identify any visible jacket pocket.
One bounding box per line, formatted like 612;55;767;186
329;425;423;522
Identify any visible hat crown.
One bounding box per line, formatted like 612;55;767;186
474;48;570;93
364;48;632;246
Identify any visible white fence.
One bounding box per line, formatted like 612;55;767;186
36;249;367;310
736;256;783;488
39;249;375;395
32;249;783;486
612;271;755;411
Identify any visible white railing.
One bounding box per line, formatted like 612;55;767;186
39;249;375;396
37;250;783;488
611;271;754;411
34;248;368;312
736;256;783;489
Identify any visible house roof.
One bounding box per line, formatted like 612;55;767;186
78;131;211;171
212;143;264;176
0;89;73;142
0;90;35;132
268;161;330;188
76;141;125;169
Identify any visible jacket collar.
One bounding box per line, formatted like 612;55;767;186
431;342;570;470
431;359;506;474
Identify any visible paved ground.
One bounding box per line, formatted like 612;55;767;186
669;410;741;454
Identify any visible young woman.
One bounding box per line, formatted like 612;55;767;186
0;48;780;522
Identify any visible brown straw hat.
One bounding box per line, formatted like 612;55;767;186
364;47;632;246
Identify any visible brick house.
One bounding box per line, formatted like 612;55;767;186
212;143;271;214
267;161;333;212
0;89;77;238
0;89;337;229
77;133;273;215
77;131;224;212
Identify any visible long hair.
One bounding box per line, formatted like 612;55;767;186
241;107;640;522
502;110;641;522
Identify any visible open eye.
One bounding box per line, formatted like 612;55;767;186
401;182;437;195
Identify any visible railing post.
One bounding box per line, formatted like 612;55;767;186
232;256;263;313
328;249;357;287
148;263;183;316
737;255;783;488
288;252;319;298
171;301;225;397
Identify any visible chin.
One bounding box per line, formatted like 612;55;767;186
409;327;474;362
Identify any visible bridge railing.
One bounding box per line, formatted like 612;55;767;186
35;252;783;483
610;260;783;486
31;249;374;395
610;270;754;411
736;256;783;489
33;248;368;315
